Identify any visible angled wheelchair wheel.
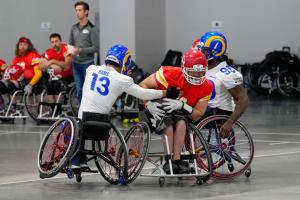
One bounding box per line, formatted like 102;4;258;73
184;123;213;181
196;115;254;179
124;122;151;184
37;117;79;178
68;86;79;117
24;92;41;121
92;125;128;185
275;70;300;97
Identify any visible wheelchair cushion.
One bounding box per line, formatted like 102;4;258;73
82;112;112;140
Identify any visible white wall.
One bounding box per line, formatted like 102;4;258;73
135;0;165;73
0;0;99;63
166;0;300;64
99;0;135;63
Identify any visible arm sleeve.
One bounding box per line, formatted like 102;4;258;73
121;75;163;100
125;84;163;100
81;27;99;54
29;65;43;86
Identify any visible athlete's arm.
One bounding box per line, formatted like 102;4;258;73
125;83;166;100
139;74;159;89
189;100;209;122
219;84;249;136
29;65;43;86
228;84;249;122
49;55;72;71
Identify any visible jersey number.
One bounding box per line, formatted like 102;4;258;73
90;73;110;96
220;65;236;75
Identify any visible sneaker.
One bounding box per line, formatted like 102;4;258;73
163;161;179;174
70;157;80;169
175;160;190;174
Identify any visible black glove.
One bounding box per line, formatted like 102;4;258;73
166;87;180;99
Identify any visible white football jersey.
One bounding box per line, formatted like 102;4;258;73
78;64;135;119
206;61;243;112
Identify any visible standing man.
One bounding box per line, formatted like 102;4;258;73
69;1;99;102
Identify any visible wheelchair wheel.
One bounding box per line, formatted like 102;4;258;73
37;117;79;178
68;86;79;117
184;123;213;180
124;122;151;184
196;115;254;179
92;125;128;185
275;70;300;97
24;92;41;121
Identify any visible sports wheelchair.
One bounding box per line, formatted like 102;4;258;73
0;89;27;123
25;81;78;124
37;113;128;184
195;115;254;179
124;116;213;186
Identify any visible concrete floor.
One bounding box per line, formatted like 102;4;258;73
1;94;300;200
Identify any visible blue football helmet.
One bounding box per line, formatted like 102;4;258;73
194;31;227;60
105;44;132;74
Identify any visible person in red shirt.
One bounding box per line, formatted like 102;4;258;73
0;59;8;112
10;37;42;94
0;59;8;79
0;37;42;113
139;49;213;174
39;33;73;116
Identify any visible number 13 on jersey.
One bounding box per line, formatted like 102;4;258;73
90;72;110;96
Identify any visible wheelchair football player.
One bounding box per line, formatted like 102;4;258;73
37;113;129;184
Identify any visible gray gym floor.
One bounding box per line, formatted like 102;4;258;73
1;93;300;200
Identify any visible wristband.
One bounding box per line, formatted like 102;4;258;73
182;102;193;114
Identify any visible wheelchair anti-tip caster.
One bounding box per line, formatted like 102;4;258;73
196;177;203;185
159;177;165;187
75;174;82;183
245;168;252;178
39;174;45;179
228;163;234;172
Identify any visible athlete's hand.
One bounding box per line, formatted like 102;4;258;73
162;98;183;113
146;101;165;121
220;119;234;137
24;84;33;95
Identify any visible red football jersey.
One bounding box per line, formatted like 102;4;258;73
44;43;73;78
12;51;41;80
154;66;213;106
0;59;7;73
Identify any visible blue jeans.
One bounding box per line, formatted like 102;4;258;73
72;61;94;102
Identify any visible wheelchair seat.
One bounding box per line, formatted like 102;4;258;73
82;112;112;140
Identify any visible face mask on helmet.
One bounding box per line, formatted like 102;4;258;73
182;49;207;85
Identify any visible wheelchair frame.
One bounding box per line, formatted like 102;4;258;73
37;116;129;185
0;90;28;123
25;83;77;124
125;121;213;186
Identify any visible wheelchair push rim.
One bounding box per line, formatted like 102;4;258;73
124;122;151;184
93;125;129;185
196;115;254;179
37;117;78;178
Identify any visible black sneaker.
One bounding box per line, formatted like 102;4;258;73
163;161;179;174
175;160;190;174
